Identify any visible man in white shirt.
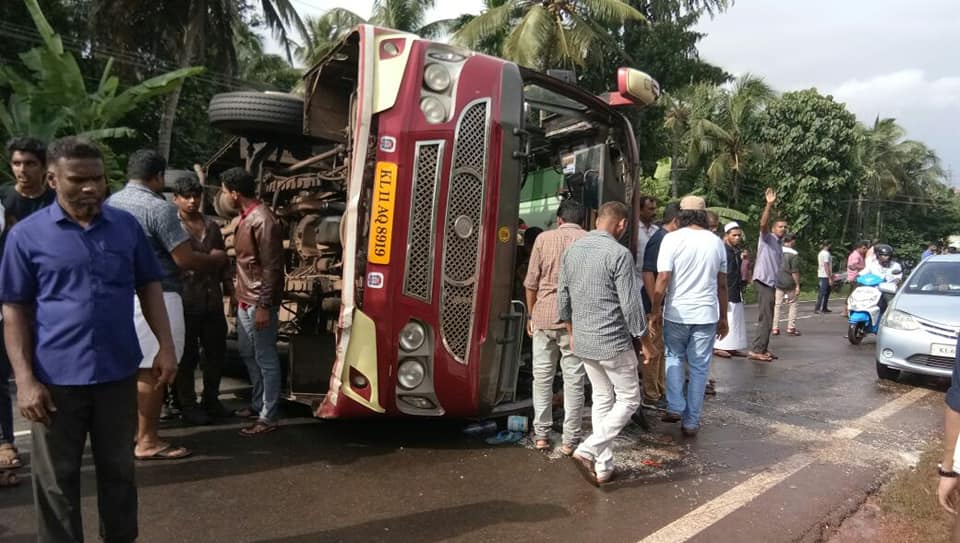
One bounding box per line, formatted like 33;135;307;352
649;195;728;437
815;241;833;314
635;196;659;270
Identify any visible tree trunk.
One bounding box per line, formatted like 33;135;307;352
157;0;205;161
670;133;680;198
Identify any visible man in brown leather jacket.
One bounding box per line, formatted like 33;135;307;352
220;167;284;436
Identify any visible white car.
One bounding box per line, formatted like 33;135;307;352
875;255;960;380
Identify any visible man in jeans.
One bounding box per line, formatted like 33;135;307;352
220;167;284;436
1;137;176;541
650;196;728;436
815;240;833;314
749;188;785;362
172;172;232;424
523;200;587;455
558;202;652;485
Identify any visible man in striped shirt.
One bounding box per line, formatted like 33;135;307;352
558;201;652;485
524;200;588;455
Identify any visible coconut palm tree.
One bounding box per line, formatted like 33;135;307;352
297;1;459;68
451;0;646;70
93;0;307;160
685;74;775;207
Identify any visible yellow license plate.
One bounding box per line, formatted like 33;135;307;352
368;161;398;264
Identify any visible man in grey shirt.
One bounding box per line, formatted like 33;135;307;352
107;150;227;460
749;188;786;362
558;201;652;485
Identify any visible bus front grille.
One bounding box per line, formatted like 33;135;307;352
440;99;490;364
402;141;443;302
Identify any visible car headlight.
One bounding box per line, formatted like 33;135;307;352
397;359;425;390
423;63;451;92
399;321;426;352
420;96;446;124
884;310;920;331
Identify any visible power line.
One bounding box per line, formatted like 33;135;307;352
0;21;291;91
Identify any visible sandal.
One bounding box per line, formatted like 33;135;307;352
771;328;780;336
559;443;577;456
233;407;259;419
534;438;551;451
239;421;278;437
713;349;732;359
0;469;19;488
786;328;802;336
748;352;774;362
135;443;192;461
0;443;21;470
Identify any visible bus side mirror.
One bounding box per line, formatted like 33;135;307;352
617;68;661;107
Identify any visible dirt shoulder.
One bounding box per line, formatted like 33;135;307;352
826;438;956;543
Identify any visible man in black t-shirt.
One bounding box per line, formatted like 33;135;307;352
0;137;52;472
638;202;680;408
4;137;55;228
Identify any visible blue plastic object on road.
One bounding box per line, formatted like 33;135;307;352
485;430;524;445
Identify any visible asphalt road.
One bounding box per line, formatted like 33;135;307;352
0;302;948;543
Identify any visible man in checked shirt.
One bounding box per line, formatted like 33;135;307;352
558;201;655;485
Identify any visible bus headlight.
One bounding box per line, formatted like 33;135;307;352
420;96;446;124
423;63;451;92
398;359;426;390
399;321;426;352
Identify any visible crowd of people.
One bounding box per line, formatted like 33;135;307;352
521;185;931;486
0;136;284;541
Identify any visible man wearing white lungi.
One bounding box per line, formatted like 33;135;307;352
714;222;748;358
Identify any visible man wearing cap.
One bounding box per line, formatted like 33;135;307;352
650;195;728;436
714;222;747;358
749;188;785;362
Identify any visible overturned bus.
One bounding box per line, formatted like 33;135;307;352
202;24;660;419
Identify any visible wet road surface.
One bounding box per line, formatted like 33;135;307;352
0;302;948;542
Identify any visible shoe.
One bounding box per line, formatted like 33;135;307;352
160;403;181;421
661;412;681;423
823;309;833;314
704;380;717;396
681;426;699;437
641;396;667;411
814;310;821;315
631;409;651;431
771;328;780;336
201;399;230;419
559;443;578;457
597;469;617;485
786;328;802;336
571;453;598;486
181;407;213;426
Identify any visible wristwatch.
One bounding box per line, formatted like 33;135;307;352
938;463;958;477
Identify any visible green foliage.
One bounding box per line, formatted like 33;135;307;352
0;0;201;185
452;0;647;71
758;89;862;249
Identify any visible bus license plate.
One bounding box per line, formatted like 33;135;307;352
931;343;957;358
368;162;398;265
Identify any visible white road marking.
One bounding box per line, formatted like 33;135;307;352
638;387;933;543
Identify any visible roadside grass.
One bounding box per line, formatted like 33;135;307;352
877;438;954;542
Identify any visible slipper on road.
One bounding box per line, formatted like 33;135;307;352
0;443;21;470
239;421;278;437
135;444;192;461
712;349;732;359
748;352;774;362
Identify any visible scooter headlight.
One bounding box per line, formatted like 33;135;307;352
884;310;920;331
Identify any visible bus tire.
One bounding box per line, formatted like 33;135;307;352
208;92;304;139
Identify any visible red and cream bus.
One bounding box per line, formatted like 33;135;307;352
204;24;660;418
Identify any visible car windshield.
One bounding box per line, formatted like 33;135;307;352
904;261;960;295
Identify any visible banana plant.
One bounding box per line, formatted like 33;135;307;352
0;0;203;184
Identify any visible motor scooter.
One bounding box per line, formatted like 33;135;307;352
847;273;884;344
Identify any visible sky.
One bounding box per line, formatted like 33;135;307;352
272;0;958;185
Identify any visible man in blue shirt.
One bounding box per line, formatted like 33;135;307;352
0;137;177;542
